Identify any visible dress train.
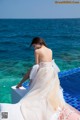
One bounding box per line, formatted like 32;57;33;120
0;59;80;120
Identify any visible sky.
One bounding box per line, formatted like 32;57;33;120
0;0;80;18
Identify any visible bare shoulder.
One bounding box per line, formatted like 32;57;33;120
48;48;52;53
34;49;40;54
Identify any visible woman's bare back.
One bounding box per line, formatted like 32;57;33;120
35;46;53;63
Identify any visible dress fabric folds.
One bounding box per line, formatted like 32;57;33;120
0;59;80;120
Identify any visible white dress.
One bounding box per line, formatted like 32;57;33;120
0;59;80;120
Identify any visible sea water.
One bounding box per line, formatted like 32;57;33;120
0;19;80;103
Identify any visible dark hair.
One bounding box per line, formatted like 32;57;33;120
30;37;47;47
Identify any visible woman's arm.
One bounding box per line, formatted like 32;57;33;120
16;67;32;88
34;49;39;64
16;49;39;88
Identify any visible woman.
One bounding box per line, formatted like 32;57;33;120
16;37;60;88
0;37;80;120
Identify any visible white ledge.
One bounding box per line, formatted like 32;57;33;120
11;85;29;103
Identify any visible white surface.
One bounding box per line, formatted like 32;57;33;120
0;86;28;120
11;85;29;103
0;102;24;120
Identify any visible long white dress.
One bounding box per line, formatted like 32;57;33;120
0;59;80;120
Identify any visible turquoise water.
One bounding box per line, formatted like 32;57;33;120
0;19;80;103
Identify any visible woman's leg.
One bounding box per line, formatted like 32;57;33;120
16;67;32;88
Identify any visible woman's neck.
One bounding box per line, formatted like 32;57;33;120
36;45;45;49
41;45;45;48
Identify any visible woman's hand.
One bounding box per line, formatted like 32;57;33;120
16;83;22;88
16;67;32;89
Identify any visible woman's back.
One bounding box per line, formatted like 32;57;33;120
35;46;53;63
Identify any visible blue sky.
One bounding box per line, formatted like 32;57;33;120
0;0;80;18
